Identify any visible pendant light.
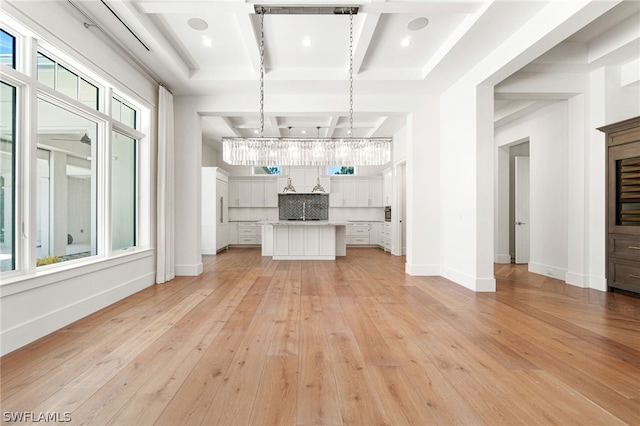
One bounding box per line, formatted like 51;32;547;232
311;126;326;192
282;127;297;192
222;6;391;166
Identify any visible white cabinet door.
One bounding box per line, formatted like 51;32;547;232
236;180;251;207
289;227;304;254
289;169;306;192
330;179;345;206
264;179;278;206
229;222;238;244
383;172;392;206
369;222;379;245
303;227;320;255
250;180;264;206
369;179;383;207
344;180;360;206
228;180;237;207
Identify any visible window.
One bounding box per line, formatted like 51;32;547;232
328;166;354;175
37;52;100;110
112;131;136;250
1;16;147;281
112;97;137;129
0;81;16;272
253;166;281;175
36;98;98;266
37;53;55;88
0;29;16;69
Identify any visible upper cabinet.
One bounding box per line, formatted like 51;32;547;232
330;176;383;207
383;170;392;206
279;169;329;193
229;177;278;208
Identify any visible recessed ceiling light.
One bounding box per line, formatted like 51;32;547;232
301;130;307;134
302;37;312;47
400;36;411;47
188;17;209;31
202;37;213;47
407;17;429;31
254;129;259;134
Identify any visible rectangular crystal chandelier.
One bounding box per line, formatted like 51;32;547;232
222;137;391;166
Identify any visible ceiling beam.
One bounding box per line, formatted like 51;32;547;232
352;12;380;74
268;115;282;137
235;12;261;74
326;116;340;137
221;117;243;137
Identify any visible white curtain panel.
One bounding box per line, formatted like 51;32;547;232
156;85;175;283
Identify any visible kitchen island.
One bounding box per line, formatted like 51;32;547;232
259;221;349;260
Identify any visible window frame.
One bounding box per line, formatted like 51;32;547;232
0;22;150;285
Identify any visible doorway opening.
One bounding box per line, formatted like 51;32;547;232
509;142;530;264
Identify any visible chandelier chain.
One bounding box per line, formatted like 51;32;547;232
259;9;265;137
349;10;354;137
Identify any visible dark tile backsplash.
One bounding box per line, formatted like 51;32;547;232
279;194;329;220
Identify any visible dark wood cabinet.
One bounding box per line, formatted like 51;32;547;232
599;116;640;294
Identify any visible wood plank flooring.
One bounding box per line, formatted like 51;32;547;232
2;247;640;425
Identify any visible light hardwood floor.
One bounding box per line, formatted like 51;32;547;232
2;247;639;425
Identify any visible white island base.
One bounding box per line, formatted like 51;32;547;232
260;222;347;260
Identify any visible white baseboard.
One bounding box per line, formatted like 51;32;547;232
405;263;440;276
588;275;608;292
565;271;588;288
175;262;203;276
441;266;496;292
1;272;155;356
528;262;567;281
494;254;511;264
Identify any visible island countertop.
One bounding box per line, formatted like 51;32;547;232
257;220;350;226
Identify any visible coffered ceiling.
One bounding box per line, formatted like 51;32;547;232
62;0;639;150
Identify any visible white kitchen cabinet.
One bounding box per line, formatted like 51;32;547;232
236;222;261;245
379;222;391;251
330;177;384;207
346;222;371;245
383;170;392;206
264;179;278;206
280;169;329;194
202;167;230;254
369;222;379;245
330;179;345;206
369;179;384;207
228;222;238;244
229;177;278;207
229;179;251;207
250;180;263;206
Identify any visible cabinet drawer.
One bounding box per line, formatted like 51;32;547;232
609;258;640;293
351;228;369;235
238;235;260;244
239;228;257;235
347;236;370;245
609;234;640;260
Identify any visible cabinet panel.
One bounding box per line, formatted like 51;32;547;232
609;257;640;293
228;222;238;244
600;116;640;294
369;179;383;207
264;179;278;206
303;227;320;255
330;179;345;206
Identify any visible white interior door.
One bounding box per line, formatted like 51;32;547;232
515;156;530;264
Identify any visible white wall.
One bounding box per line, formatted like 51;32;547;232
1;2;158;355
405;96;441;276
496;102;569;280
202;143;218;167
